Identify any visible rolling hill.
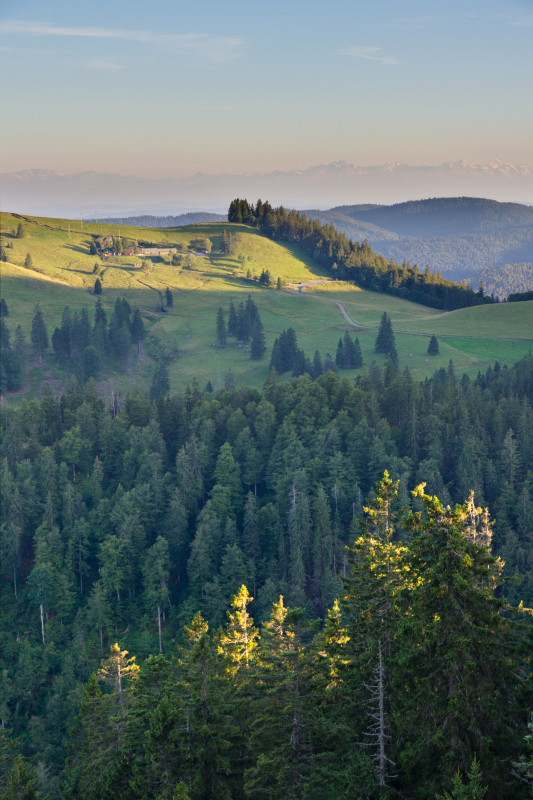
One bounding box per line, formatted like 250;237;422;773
1;210;532;401
302;197;533;296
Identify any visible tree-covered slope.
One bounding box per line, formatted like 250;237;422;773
302;197;533;293
1;355;533;798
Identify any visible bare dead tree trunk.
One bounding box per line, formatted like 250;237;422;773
377;641;387;787
40;603;45;645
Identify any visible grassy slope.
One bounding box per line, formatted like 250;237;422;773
1;212;531;397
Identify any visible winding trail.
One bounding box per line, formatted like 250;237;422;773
287;281;533;342
332;299;532;342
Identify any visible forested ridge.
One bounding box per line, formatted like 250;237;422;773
228;199;498;309
1;351;533;798
301;198;533;295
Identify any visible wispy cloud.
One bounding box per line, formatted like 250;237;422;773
509;14;533;26
0;21;244;62
87;58;124;72
0;45;49;55
338;46;398;65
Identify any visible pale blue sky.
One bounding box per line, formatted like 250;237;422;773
1;0;532;176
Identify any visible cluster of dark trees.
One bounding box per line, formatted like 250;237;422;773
0;298;148;393
270;327;336;379
1;354;533;797
271;324;381;379
228;199;499;310
216;295;266;360
0;223;27;262
509;288;533;302
50;298;145;376
335;330;363;369
0;300;25;392
220;229;240;257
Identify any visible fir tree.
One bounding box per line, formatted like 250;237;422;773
143;536;171;653
227;299;238;337
216;307;227;347
165;287;173;307
94;278;102;295
30;304;48;362
250;317;266;360
219;585;259;676
353;336;363;368
399;486;530;798
312;349;323;379
375;312;397;364
335;337;345;368
428;334;439;355
245;598;312;799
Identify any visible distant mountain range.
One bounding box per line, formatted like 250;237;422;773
88;212;227;227
302;197;533;296
1;160;533;218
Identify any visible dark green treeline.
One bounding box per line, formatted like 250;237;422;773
1;355;533;798
228;198;497;309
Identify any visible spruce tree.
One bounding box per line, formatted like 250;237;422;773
353;336;363;368
245;598;312;799
24;253;33;269
143;536;171;653
312;349;323;379
219;585;259;676
30;304;48;362
250;317;266;360
428;334;439;355
216;307;227;347
342;472;406;790
165;287;173;307
335;337;345;368
172;613;234;799
94;278;102;295
343;331;361;368
227;299;238;336
375;312;397;364
398;486;531;798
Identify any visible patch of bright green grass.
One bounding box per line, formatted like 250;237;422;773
1;212;531;400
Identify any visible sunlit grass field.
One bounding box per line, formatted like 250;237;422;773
1;211;531;398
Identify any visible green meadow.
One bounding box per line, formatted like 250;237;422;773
1;211;531;398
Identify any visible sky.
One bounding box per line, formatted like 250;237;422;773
1;0;533;178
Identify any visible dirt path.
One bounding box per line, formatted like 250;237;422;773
287;279;336;291
332;300;532;342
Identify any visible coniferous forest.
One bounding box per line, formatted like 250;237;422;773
1;348;533;799
228;199;498;310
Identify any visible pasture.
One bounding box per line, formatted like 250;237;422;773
1;212;531;399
